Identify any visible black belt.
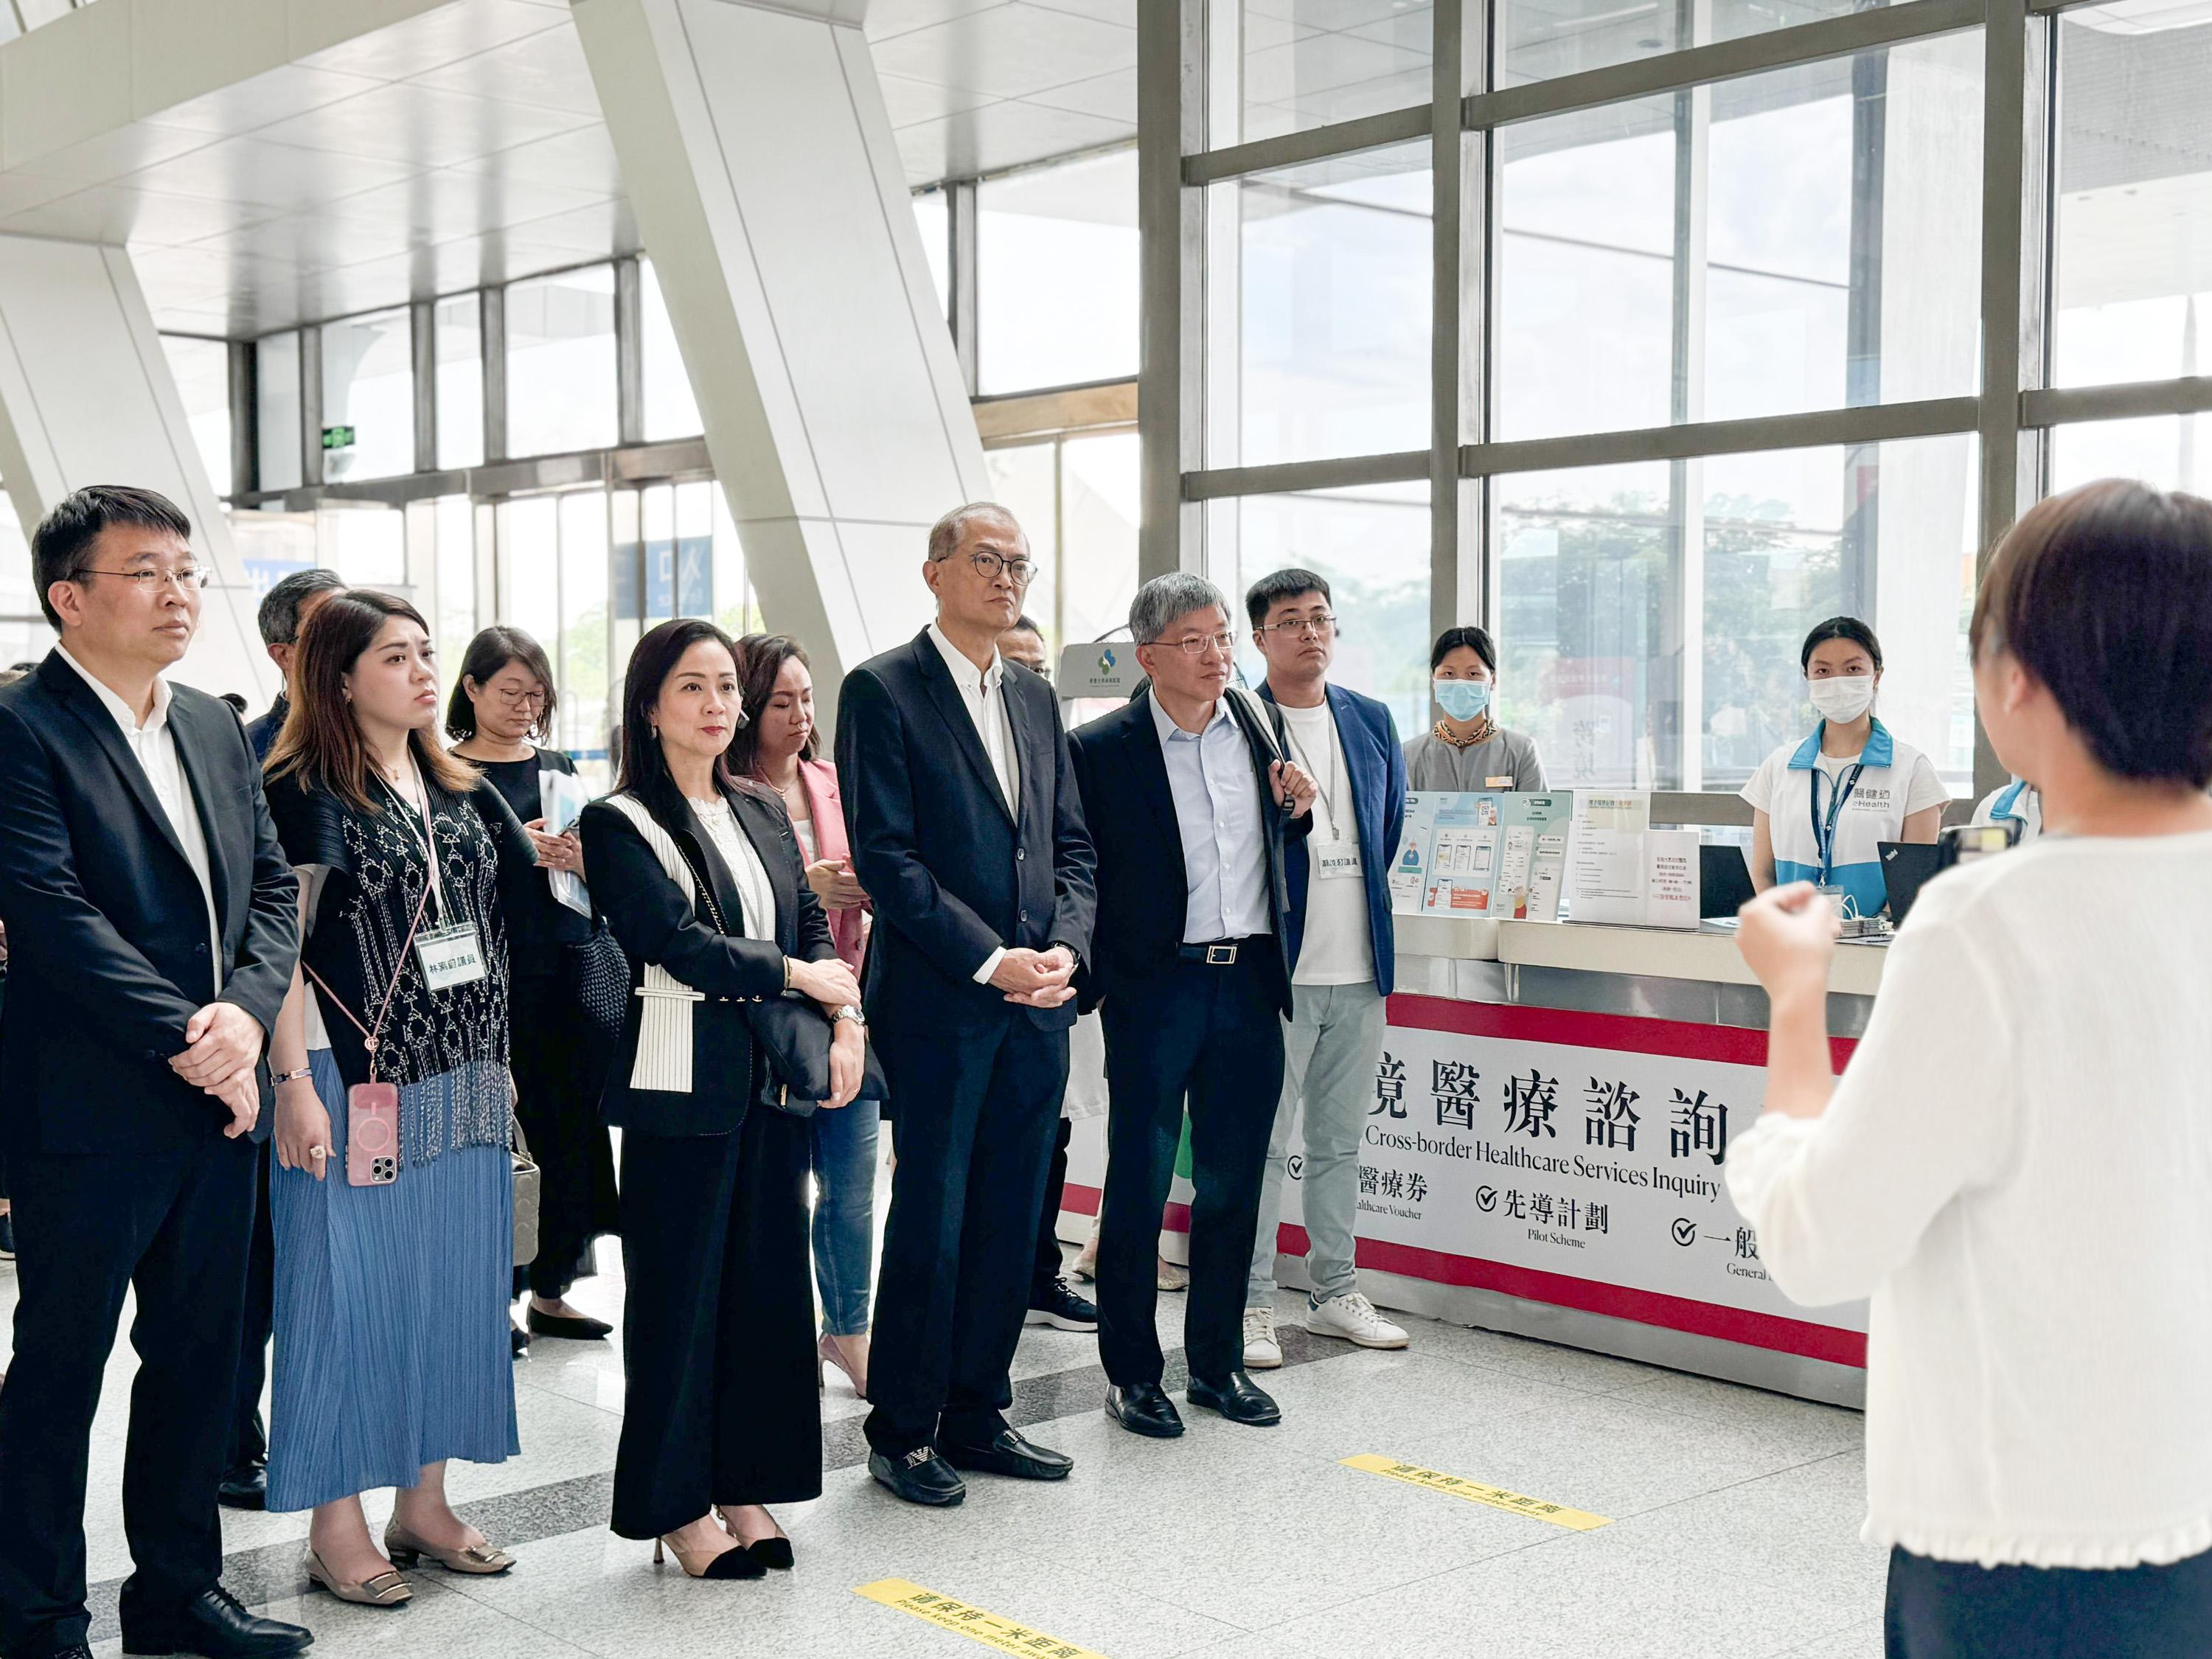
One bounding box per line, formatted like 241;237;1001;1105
1178;937;1259;966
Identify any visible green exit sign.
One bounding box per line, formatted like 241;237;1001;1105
321;424;357;451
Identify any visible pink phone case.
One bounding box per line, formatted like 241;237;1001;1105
347;1083;400;1186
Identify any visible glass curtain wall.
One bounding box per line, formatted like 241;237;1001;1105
1186;0;2188;806
983;428;1143;661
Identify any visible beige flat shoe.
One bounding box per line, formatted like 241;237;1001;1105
384;1523;515;1575
305;1548;411;1607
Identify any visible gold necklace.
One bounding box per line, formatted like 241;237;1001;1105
1435;715;1495;749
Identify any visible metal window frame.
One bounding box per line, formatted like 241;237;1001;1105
1158;0;2116;818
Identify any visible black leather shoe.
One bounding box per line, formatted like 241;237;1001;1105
120;1586;313;1658
942;1427;1074;1481
1105;1382;1184;1439
51;1646;93;1659
510;1320;529;1357
526;1304;613;1340
1187;1371;1281;1426
216;1464;268;1512
868;1446;966;1506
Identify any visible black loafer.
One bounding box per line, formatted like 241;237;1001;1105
868;1446;967;1506
121;1586;313;1658
1187;1370;1281;1426
526;1305;613;1341
510;1321;529;1357
1105;1382;1184;1439
217;1464;268;1512
942;1428;1074;1481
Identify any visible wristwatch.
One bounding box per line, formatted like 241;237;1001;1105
830;1004;864;1029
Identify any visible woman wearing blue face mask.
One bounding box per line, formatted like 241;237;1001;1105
1742;616;1948;916
1402;625;1549;791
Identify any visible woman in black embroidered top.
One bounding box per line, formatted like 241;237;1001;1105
580;618;863;1581
260;591;540;1607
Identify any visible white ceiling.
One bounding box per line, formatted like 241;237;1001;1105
0;0;1143;341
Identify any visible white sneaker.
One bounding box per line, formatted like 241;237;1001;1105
1306;1292;1409;1350
1242;1307;1283;1370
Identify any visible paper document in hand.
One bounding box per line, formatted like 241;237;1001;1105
539;767;595;918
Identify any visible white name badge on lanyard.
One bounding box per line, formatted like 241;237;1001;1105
389;760;487;993
1317;845;1364;881
416;922;487;990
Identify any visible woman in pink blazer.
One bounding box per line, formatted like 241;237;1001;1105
733;635;877;1397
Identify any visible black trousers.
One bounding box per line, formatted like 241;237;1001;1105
1096;954;1284;1386
612;1109;819;1540
1030;1115;1075;1303
0;1135;256;1658
1884;1545;2212;1658
866;1014;1067;1455
510;970;619;1301
223;1141;274;1475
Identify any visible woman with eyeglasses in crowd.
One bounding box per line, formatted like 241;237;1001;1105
448;626;622;1357
1402;625;1548;792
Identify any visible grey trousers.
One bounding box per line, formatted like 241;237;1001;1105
1246;981;1388;1310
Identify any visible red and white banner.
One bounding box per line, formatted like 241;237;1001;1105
1066;993;1868;1368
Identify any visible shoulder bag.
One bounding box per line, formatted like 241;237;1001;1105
599;792;887;1114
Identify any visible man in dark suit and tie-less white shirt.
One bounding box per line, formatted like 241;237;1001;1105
0;488;308;1659
1067;574;1318;1441
836;503;1098;1507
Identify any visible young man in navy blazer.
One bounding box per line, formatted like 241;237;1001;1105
1242;568;1413;1366
836;504;1097;1508
0;488;307;1659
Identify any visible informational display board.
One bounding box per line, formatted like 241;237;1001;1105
1389;791;1576;920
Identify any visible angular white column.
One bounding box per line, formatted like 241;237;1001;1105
0;234;272;701
574;0;986;725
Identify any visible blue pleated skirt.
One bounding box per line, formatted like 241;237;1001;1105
266;1049;521;1513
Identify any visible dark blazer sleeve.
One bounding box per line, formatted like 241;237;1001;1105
1043;690;1096;967
580;799;787;998
0;699;205;1053
835;664;1005;981
218;716;302;1036
1380;703;1408;858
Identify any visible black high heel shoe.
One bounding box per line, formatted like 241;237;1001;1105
716;1509;794;1571
527;1304;613;1340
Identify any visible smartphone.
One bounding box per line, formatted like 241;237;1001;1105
347;1082;400;1186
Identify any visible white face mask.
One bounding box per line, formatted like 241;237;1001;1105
1806;675;1876;725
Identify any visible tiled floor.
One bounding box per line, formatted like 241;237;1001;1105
7;1242;1887;1659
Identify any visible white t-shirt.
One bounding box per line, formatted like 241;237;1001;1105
1740;724;1951;917
1278;700;1375;989
1728;828;2212;1568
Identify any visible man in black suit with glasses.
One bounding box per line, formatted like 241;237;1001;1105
838;503;1096;1507
0;487;307;1659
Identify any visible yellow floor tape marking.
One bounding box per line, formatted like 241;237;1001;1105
1341;1454;1611;1530
855;1579;1110;1659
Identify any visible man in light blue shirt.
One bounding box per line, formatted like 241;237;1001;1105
1152;693;1273;942
1067;574;1318;1440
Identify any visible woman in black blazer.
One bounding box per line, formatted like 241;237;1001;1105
580;619;864;1581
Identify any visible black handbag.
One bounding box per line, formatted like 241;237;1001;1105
563;925;630;1046
670;826;886;1119
745;990;890;1118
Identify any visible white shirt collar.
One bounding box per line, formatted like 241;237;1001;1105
928;622;1004;695
56;644;173;735
1149;691;1230;745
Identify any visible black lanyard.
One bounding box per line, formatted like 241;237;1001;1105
1807;759;1866;883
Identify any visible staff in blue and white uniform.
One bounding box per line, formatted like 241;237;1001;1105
1971;777;2042;842
1742;617;1949;918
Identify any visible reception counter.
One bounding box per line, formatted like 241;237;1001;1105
1060;917;1885;1409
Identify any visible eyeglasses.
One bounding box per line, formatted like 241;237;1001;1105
75;564;209;593
962;549;1036;587
492;686;549;709
1150;630;1238;658
1254;613;1337;640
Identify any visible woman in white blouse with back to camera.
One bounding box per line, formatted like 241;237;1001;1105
1729;477;2212;1658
